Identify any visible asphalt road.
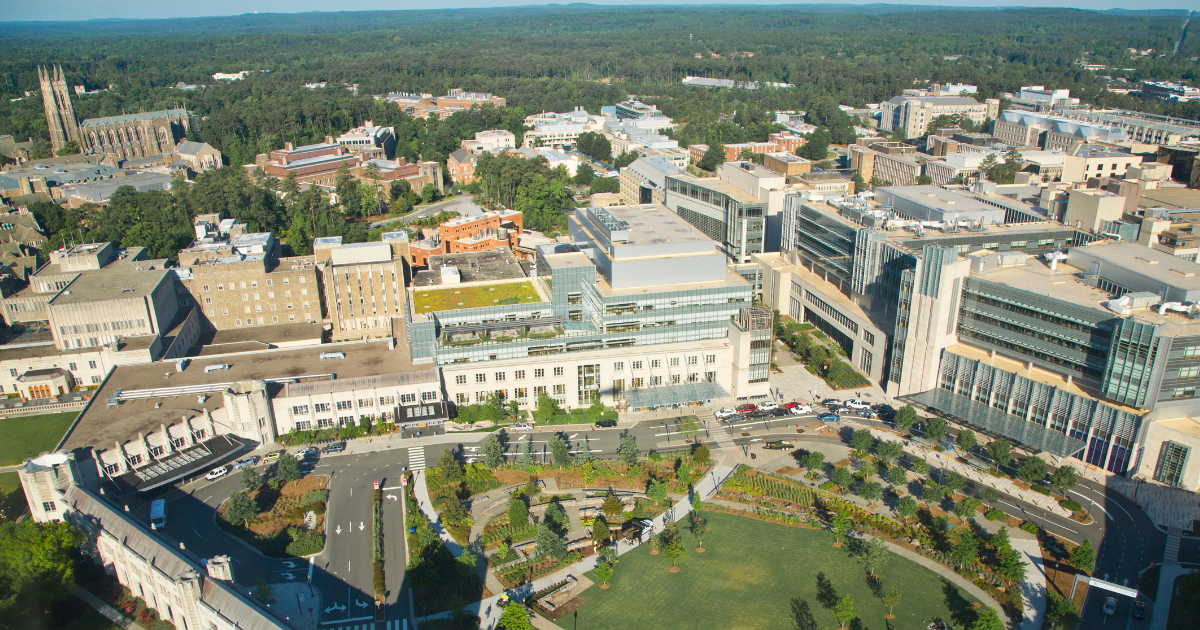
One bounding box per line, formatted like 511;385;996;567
140;404;1169;629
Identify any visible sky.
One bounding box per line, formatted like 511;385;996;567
2;1;1193;23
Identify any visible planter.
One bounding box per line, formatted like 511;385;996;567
668;566;680;572
832;542;843;548
885;614;895;620
599;583;610;589
695;547;706;553
650;549;660;555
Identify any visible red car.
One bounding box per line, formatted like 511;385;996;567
736;403;757;413
784;401;799;410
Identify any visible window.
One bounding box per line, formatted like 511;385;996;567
272;316;279;323
456;375;467;384
42;502;55;513
91;376;101;384
651;360;662;369
69;362;77;371
687;356;698;365
202;285;210;292
295;420;312;431
401;393;416;404
476;373;487;383
267;279;273;286
204;297;212;304
313;403;330;413
1183;346;1200;358
553;367;564;377
534;385;547;396
553;384;566;395
1179;366;1200;379
456;393;468;404
268;292;275;299
422;391;437;401
251;281;258;288
379;396;395;406
317;418;334;429
495;372;506;382
8;369;16;377
515;370;525;379
337;400;353;410
632;377;643;388
614;362;624;371
705;354;716;363
687;373;699;382
671;374;681;384
217;284;224;291
339;416;354;426
235;319;242;326
650;376;663;386
358;398;375;407
222;308;229;315
515;387;528;399
633;361;643;370
89;360;98;369
612;379;624;393
292;405;310;415
670;357;680;367
534;369;545;378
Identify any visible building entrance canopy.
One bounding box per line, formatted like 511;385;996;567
621;382;730;409
910;388;1086;458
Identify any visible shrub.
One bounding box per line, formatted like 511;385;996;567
301;489;329;505
1060;499;1082;512
285;531;326;556
1031;485;1052;496
373;560;385;597
1020;521;1039;535
985;509;1005;521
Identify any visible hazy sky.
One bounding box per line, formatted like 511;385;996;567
2;1;1194;23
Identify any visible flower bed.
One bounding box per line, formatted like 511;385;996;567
495;550;584;588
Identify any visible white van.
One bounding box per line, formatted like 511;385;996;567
150;499;167;529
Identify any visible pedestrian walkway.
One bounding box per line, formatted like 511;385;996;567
323;621;378;630
411;470;462;554
75;585;146;630
1010;527;1046;630
407;446;426;472
1151;562;1190;630
1164;526;1182;563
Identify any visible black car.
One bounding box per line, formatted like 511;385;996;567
321;442;346;454
822;398;842;407
720;414;745;424
1131;601;1147;619
874;404;895;414
747;409;770;419
769;407;789;417
595;419;617;428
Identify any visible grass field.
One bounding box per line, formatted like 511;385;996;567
1168;572;1200;630
0;411;78;466
412;281;542;314
570;511;986;630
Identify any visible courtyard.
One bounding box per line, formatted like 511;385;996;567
569;511;986;630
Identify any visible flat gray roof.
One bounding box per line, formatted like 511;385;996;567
600;204;714;247
63;339;419;451
50;263;170;306
411;248;530;286
877;186;995;215
1070;242;1200;292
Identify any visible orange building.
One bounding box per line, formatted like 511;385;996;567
448;149;478;184
247;137;442;192
722;131;807;162
408;209;523;267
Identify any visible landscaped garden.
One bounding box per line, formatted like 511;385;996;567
412;280;542;314
773;314;870;390
0;410;79;466
216;456;327;557
572;510;991;630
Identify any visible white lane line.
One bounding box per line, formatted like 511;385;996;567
1069;490;1114;521
1000;500;1080;535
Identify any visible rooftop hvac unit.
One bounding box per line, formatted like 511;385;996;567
320;352;346;360
203;364;231;373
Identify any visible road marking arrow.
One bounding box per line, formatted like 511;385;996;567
281;573;295;580
1104;573;1110;581
359;522;365;531
356;599;369;609
386;494;398;501
325;602;346;613
1122;578;1129;587
283;561;297;568
336;525;342;534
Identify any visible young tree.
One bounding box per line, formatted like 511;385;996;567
832;595;857;630
1070;538;1096;573
276;454;301;483
1045;591;1080;629
1050;466;1078;495
692;443;711;466
591;514;610;546
690;513;710;551
572;163;595;187
950;528;979;568
896;495;919;523
251;576;277;607
593;560;614;587
662;534;688;571
858;481;884;503
508;497;528;527
803;451;826;471
617;430;639;465
224;491;259;526
956;429;977;452
831;510;851;546
913;458;931;476
496;602;535;630
894;405;919;432
830;466;853;490
602;494;624;519
647;479;669;505
574;436;594;464
854;538;891;578
987;440;1013;468
1018;456;1048;484
420;183;439;204
518;435;534;467
241;467;262;492
925;416;948;442
438;449;464;483
481;433;506;468
923;483;945;504
980;486;1001;505
942;471;967;494
547;434;571;466
954;498;981;520
884;588;901;619
887;465;907;486
876;440;903;463
535;523;567;559
850;429;874;453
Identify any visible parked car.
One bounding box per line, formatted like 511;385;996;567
510;423;533;432
719;414;744;424
595;419;617;428
232;456;259;470
846;399;871;410
874;404;895;415
714;408;737;420
769;407;789;417
757;401;779;411
762;440;795;450
1131;601;1147;619
822;398;842;407
205;466;228;481
790;403;813;414
322;442;346;454
818;413;840;422
1102;597;1117;616
746;409;770;419
295;448;318;461
736;403;757;413
262;451;282;463
859;409;879;420
828;405;849;415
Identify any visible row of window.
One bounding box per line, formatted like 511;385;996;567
452;356;719;385
290;393;435;415
202;276;306;291
59;319;147;335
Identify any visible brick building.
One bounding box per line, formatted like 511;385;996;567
448;149;478;184
248;138;442;192
408;210;523;267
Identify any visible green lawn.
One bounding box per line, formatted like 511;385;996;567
412;280;542;314
570;511;986;630
0;411;78;466
1168;571;1200;630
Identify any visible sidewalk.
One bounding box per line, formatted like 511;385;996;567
75;585;146;630
1010;527;1046;630
1075;463;1200;531
412;470;463;555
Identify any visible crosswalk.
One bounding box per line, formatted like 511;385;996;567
407;446;426;472
699;410;738;451
323;620;407;630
